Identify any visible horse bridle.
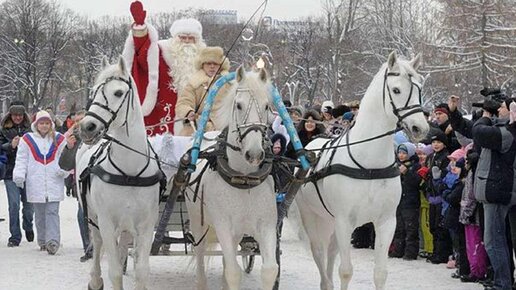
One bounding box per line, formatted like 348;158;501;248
382;68;423;126
86;76;135;138
231;87;269;148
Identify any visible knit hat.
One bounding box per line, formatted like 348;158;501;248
31;110;54;132
416;143;434;156
448;148;466;161
342;112;354;122
195;46;230;71
430;131;448;146
8;100;26;115
169;18;203;40
397;142;416;157
434;103;449;116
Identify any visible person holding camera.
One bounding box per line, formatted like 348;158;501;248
472;95;516;290
0;101;34;247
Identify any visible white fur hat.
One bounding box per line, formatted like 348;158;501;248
169;18;203;39
321;100;334;110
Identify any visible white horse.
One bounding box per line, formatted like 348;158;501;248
76;57;161;290
185;66;278;290
296;52;429;290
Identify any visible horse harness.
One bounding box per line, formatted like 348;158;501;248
305;68;423;217
188;128;274;194
79;75;166;228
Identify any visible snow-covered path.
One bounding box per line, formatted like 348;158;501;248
0;181;482;290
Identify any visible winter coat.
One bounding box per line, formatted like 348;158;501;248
459;170;479;225
472;116;516;205
0;112;32;179
398;155;422;209
13;131;68;203
175;69;231;135
442;177;464;230
425;148;450;200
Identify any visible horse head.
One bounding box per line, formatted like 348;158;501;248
382;51;429;141
219;66;272;166
81;56;138;145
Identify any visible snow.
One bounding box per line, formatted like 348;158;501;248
0;181;482;290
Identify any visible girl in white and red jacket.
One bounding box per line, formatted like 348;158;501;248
13;110;68;255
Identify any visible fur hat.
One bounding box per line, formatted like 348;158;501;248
31;110;54;132
321;100;334;110
348;100;360;109
287;106;303;117
271;133;287;155
332;105;350;118
8;100;26;115
195;46;230;71
169;18;203;40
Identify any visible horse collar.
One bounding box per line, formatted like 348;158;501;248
213;128;273;189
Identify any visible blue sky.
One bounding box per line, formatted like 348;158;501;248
58;0;322;20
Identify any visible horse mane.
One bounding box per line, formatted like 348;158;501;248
215;70;273;129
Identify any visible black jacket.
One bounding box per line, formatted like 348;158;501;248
472;117;516;205
425;149;450;197
398;156;422;209
443;180;464;230
0;113;31;179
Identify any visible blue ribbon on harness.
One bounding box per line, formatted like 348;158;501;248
189;72;310;171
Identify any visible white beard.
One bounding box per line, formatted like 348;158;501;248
163;39;206;94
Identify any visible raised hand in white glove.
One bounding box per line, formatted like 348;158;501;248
55;169;69;178
13;177;25;189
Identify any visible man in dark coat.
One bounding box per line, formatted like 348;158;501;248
0;101;34;247
472;104;516;290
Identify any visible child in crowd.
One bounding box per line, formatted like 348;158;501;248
12;110;68;255
459;145;488;283
416;143;433;258
439;150;469;278
426;131;452;264
389;142;422;260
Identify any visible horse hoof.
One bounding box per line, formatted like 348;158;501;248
88;279;104;290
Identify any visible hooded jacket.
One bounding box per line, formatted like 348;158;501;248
397;143;422;209
12;114;68;203
0;112;32;179
472;116;516;205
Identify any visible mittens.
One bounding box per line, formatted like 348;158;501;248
130;1;146;25
431;166;441;180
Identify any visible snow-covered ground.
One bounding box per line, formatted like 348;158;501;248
0;181;482;290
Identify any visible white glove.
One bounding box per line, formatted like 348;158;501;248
431;166;441;180
13;177;24;189
55;169;69;178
